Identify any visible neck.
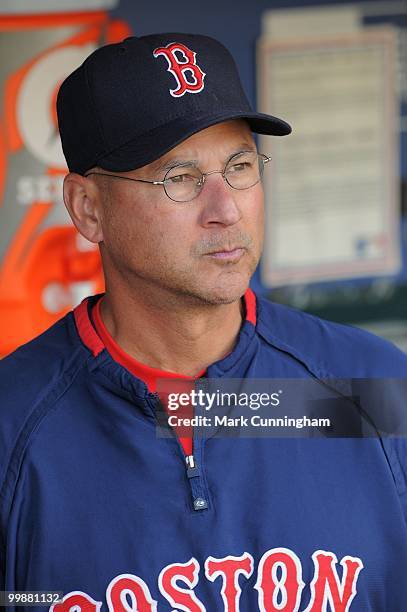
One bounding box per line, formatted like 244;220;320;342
99;282;245;377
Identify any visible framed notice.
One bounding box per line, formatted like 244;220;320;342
258;29;401;287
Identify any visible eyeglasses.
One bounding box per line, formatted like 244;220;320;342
84;151;271;203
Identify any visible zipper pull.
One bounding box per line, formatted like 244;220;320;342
186;455;200;478
186;455;208;511
185;455;195;468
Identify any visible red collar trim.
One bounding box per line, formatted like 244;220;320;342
92;297;205;383
73;297;104;357
245;287;256;326
73;288;257;357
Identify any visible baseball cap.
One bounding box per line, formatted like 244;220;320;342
57;33;292;175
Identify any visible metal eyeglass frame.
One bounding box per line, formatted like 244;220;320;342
83;152;272;203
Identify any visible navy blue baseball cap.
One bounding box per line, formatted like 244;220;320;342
57;33;292;175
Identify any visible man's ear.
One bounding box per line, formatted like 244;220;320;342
63;172;104;243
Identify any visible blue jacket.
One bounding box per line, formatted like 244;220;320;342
1;291;407;611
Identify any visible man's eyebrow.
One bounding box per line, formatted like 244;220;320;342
227;144;257;159
149;158;198;174
164;158;199;171
151;143;257;174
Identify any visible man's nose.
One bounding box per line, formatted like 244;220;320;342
198;173;242;227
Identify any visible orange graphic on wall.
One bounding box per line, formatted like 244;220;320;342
0;10;132;356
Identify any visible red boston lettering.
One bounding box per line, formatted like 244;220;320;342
153;42;206;97
158;557;205;611
205;553;254;612
106;574;157;612
304;551;364;612
255;547;305;612
49;547;364;612
50;592;102;612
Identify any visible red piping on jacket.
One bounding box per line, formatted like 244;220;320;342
74;288;257;357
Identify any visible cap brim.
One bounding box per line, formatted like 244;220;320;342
95;110;291;173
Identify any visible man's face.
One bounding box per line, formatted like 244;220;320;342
97;119;264;305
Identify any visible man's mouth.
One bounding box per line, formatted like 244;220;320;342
204;247;246;261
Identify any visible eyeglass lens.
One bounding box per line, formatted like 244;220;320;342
163;151;265;202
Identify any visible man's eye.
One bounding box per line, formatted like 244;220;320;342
167;173;197;184
228;162;251;173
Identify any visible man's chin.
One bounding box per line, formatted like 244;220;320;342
158;267;254;306
187;282;249;306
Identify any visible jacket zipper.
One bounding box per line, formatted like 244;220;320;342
147;392;210;512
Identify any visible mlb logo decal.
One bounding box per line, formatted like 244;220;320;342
153;42;206;97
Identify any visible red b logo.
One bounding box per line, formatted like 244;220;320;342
153;42;206;98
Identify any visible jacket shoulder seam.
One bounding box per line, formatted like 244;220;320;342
0;348;90;543
256;313;329;379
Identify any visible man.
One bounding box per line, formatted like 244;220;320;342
1;33;407;611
